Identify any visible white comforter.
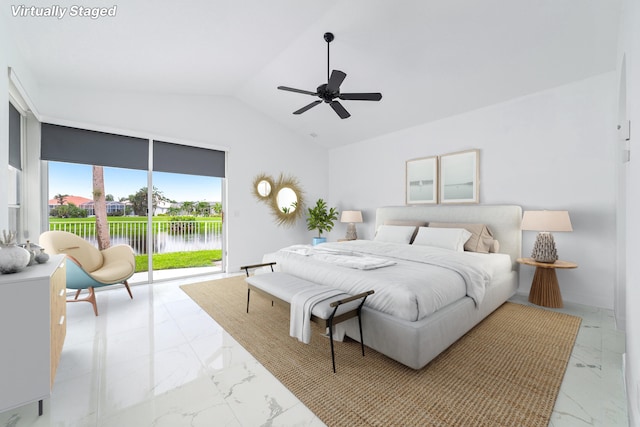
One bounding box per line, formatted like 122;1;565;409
273;240;494;322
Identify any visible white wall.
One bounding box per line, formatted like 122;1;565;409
328;73;617;310
619;0;640;423
32;87;329;272
0;19;8;231
0;13;42;233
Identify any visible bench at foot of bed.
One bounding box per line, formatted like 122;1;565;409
240;262;374;373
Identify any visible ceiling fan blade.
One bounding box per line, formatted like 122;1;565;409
330;101;351;119
326;70;347;93
339;92;383;101
277;86;318;96
293;100;322;115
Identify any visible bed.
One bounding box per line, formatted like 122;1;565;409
268;205;522;370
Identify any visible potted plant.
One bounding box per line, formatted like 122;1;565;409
306;199;339;245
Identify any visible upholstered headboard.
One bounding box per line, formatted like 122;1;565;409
375;205;522;268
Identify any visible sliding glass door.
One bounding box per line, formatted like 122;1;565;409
42;125;226;283
149;171;223;282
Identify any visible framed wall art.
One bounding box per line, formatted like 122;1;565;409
406;156;438;204
439;149;479;204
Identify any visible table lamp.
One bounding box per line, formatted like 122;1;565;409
521;210;572;263
341;210;363;240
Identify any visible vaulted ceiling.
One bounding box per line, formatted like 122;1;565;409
2;0;621;148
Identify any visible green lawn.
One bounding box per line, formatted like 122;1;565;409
135;250;222;272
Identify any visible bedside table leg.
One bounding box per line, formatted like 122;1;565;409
528;267;563;308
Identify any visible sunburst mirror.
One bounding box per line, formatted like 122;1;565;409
252;173;275;201
252;173;304;227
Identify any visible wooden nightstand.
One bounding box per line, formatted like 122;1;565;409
517;257;578;308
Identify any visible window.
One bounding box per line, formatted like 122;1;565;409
41;124;226;282
8;102;22;231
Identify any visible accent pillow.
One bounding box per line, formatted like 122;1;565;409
383;220;427;243
374;225;417;244
428;222;495;254
412;227;472;252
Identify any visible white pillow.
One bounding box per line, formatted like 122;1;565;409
412;227;473;252
374;225;417;244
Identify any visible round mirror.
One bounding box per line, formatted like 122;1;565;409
257;180;271;197
270;174;304;227
252;174;275;202
276;187;298;214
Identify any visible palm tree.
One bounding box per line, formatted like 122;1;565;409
54;193;68;206
166;206;181;216
93;166;111;250
196;201;210;217
181;201;195;216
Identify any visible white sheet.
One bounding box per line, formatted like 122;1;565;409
273;240;497;322
463;252;513;277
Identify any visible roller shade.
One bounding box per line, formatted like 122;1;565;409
41;123;148;170
9;103;21;170
153;140;225;178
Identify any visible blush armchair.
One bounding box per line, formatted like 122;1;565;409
39;231;136;316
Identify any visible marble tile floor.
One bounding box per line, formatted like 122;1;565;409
0;276;628;427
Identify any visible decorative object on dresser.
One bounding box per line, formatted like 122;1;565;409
0;229;31;274
18;240;44;266
340;210;363;240
521;210;573;263
406;156;438;204
0;254;66;416
306;199;339;245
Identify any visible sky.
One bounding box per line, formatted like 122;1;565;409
48;162;222;203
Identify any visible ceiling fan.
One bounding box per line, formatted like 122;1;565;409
277;32;382;119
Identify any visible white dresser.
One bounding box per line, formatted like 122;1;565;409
0;254;66;415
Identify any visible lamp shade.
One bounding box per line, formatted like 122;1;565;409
341;210;363;223
521;210;573;232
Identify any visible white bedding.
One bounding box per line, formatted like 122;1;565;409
464;251;513;277
273;240;504;322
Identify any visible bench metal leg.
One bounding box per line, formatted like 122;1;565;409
328;318;337;373
358;311;366;357
246;288;250;313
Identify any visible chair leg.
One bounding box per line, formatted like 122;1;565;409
123;280;133;299
86;287;98;316
66;287;99;316
74;289;81;300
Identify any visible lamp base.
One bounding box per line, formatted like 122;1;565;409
531;232;558;263
345;223;358;240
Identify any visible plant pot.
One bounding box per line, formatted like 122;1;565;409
312;237;327;246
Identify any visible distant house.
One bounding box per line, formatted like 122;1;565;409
155;201;173;215
48;195;93;214
80;201;129;216
48;196;129;216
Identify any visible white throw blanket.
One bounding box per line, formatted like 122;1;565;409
281;244;396;270
289;286;345;344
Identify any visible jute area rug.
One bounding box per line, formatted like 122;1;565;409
181;275;582;427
